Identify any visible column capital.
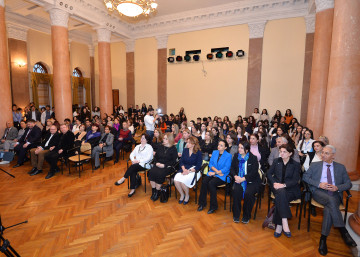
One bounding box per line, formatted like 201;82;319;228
48;8;69;28
0;0;4;7
7;23;28;41
305;15;316;33
155;35;168;49
248;21;267;39
88;45;94;57
124;39;135;52
315;0;334;13
97;28;111;43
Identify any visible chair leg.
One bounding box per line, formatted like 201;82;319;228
259;192;262;210
229;191;232;212
298;201;303;230
267;190;271;214
144;172;147;193
195;186;198;204
344;198;350;224
307;201;311;232
68;162;71;175
296;204;299;217
254;197;259;220
127;177;130;189
224;189;227;211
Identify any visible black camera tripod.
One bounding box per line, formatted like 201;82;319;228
0;167;15;178
0;216;27;256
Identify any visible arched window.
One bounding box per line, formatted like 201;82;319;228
73;67;83;77
33;62;48;74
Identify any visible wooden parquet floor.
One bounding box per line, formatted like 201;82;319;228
0;159;359;257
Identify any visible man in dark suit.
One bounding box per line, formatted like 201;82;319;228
44;123;75;179
303;145;356;256
26;106;41;122
29;125;60;176
13;119;42;167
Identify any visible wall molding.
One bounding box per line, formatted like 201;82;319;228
7;22;28;41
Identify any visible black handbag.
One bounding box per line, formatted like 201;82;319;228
159;184;170;203
262;205;276;230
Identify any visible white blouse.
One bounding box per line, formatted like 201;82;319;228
130;144;154;168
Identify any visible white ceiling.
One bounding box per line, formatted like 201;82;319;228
4;0;314;45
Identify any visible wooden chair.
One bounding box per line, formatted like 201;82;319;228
267;181;306;230
216;175;233;211
67;146;93;177
126;159;153;193
305;184;352;232
165;160;180;198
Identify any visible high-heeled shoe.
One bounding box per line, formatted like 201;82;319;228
115;179;125;186
178;199;184;204
283;231;291;238
128;191;136;198
274;231;282;238
183;196;190;205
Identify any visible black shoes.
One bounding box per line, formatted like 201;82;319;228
207;209;217;214
45;172;55;180
152;190;160;201
28;167;37;175
241;218;249;224
128;191;136;198
197;206;205;212
114;179;125;186
233;218;240;223
318;238;328;256
31;169;43;176
150;188;156;200
94;166;100;171
341;231;357;247
13;163;23;168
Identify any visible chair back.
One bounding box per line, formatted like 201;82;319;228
80;142;92;153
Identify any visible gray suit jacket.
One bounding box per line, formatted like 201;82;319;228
2;127;18;141
100;133;114;157
268;147;300;166
303;161;352;203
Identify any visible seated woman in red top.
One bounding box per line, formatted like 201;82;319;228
114;121;132;163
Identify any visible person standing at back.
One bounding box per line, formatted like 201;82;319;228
144;108;158;141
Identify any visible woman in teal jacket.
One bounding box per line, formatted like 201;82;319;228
197;139;232;214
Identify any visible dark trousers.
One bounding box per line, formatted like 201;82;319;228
113;141;124;161
45;151;61;172
124;164;146;189
198;176;225;210
232;182;259;220
273;188;298;225
14;143;36;164
313;189;343;236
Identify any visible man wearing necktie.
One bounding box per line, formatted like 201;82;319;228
13;119;42;167
28;125;60;176
303;145;356;256
0;121;18;151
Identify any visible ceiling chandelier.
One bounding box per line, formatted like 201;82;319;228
104;0;158;18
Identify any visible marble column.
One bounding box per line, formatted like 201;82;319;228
306;0;334;138
156;35;168;114
7;23;29;109
323;0;360;179
245;21;265;117
97;28;113;118
125;40;135;109
89;45;95;109
300;16;315;125
0;0;13;133
49;8;72;122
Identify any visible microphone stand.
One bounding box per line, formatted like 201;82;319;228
0;216;27;256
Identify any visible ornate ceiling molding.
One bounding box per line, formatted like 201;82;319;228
7;22;28;41
123;39;135;52
305;15;315;33
48;8;69;28
6;0;312;45
155;35;168;49
315;0;334;13
248;21;267;39
97;28;111;43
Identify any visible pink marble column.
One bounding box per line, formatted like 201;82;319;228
125;40;135;109
0;1;13;133
306;0;334;138
97;28;113;118
323;0;360;179
49;8;72;122
156;35;168;114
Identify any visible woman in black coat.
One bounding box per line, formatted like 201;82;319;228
267;144;301;238
231;141;260;224
148;133;178;201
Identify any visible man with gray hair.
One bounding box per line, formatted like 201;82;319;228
268;136;300;166
303;145;356;256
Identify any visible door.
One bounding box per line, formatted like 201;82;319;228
112;89;119;106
